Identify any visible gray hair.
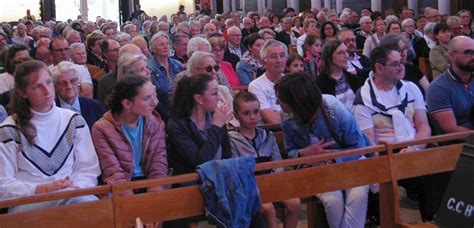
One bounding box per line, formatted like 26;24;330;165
186;36;211;56
149;31;170;53
446;16;461;27
186;51;215;71
260;39;288;59
116;32;132;43
385;15;399;24
66;30;80;40
69;42;86;53
176;22;190;32
359;16;371;24
258;28;276;38
123;24;136;33
51;61;79;83
401;18;415;29
117;53;148;80
423;22;436;35
339;11;350;21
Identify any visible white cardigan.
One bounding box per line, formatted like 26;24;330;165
0;106;100;199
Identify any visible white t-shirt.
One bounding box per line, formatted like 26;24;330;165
248;73;281;112
353;81;425;143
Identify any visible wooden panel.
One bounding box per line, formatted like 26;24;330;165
393;144;463;180
0;199;114;228
113;186;204;227
257;157;392;203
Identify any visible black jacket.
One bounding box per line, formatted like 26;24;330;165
167;116;232;176
276;30;300;47
316;71;365;97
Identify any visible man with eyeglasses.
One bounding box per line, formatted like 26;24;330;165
52;61;105;130
248;40;288;124
49;37;94;98
353;47;430;151
337;29;371;78
225;26;246;61
427;36;474;133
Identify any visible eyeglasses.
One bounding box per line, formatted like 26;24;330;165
385;61;406;69
343;38;356;43
203;91;219;96
56;78;79;87
107;48;120;52
454;49;474;56
197;65;220;73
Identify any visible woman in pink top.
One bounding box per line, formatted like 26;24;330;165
208;35;242;88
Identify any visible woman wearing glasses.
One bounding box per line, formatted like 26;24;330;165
208;34;242;88
317;40;364;109
185;51;234;108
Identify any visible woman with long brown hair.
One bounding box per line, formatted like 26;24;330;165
0;60;100;213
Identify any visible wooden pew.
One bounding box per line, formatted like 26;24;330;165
0;185;114;228
0;132;470;227
111;145;387;227
379;131;473;228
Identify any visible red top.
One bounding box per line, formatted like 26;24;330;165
219;60;241;88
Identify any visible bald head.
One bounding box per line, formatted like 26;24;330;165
448;36;474;53
119;43;142;57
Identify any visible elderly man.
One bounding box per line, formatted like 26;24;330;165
12;23;32;45
426;8;441;23
224;26;247;69
203;23;217;38
337;29;371;78
49;37;93;98
249;40;288;124
427;36;474;133
100;39;121;73
241;17;257;41
355;16;372;50
52;61;105;129
171;33;189;64
276;17;300;47
97;43;142;105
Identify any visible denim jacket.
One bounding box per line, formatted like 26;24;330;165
148;56;183;95
281;95;371;163
197;156;262;228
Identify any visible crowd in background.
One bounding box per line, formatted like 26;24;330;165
0;3;473;227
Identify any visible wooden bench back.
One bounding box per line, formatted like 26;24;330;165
379;132;472;228
0;186;114;228
111;145;387;227
0;132;471;228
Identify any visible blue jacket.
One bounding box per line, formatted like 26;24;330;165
235;60;265;86
281;95;371;162
197;156;262;228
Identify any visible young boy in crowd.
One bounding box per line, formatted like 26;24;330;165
228;91;301;228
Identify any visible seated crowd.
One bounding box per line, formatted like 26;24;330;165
0;4;473;228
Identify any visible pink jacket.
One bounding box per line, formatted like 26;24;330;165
91;111;168;186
